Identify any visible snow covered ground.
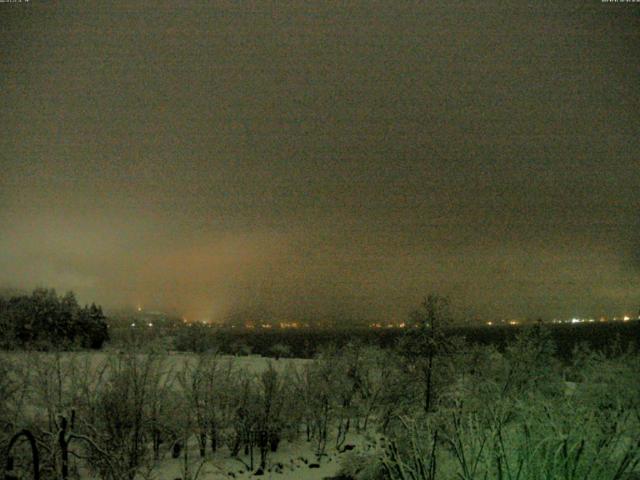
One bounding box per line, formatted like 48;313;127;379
151;437;348;480
0;352;377;480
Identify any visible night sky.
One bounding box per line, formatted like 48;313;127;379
1;1;638;323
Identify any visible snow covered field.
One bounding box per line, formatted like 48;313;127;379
0;351;379;480
2;338;640;480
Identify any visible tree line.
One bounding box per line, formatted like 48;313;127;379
0;288;108;350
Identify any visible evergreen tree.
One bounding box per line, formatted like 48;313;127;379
0;289;108;350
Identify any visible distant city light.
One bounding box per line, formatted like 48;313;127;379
278;322;300;329
165;311;637;331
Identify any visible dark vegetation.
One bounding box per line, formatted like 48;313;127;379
109;314;640;363
0;289;109;350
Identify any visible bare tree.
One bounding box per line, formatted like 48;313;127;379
400;294;456;413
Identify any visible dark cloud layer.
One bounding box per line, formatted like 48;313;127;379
1;1;638;322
